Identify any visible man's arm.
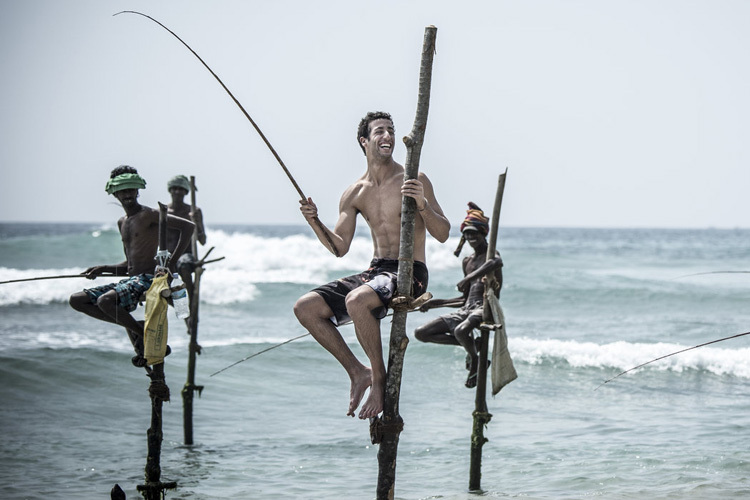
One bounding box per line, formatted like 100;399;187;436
456;256;503;291
166;214;196;272
299;186;358;257
83;261;129;279
418;296;465;312
402;173;450;242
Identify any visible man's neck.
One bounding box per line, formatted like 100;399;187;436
170;199;189;210
472;242;488;257
366;156;399;182
123;203;144;217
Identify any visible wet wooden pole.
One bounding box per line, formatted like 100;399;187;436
182;176;204;445
373;25;437;500
469;171;507;492
138;202;176;499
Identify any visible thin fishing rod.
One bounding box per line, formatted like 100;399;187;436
209;333;310;377
210;305;431;376
0;273;116;285
114;10;340;257
670;270;750;280
596;330;750;390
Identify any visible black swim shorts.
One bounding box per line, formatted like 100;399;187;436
312;258;428;325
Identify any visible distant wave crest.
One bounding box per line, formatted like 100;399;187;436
511;336;750;378
0;230;463;306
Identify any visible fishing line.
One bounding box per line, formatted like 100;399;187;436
0;273;116;285
113;10;340;257
596;330;750;390
669;270;750;280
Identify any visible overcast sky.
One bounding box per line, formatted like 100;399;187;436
1;0;748;229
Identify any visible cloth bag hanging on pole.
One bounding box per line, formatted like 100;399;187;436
144;274;170;365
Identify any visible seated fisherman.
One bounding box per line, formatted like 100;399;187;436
68;165;195;367
414;202;503;388
294;111;450;419
166;174;207;305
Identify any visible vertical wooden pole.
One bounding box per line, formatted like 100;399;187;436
138;203;177;498
469;171;507;491
374;25;438;500
182;176;204;446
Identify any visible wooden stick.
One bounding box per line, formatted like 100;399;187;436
137;203;176;499
113;10;340;257
375;25;437;500
0;273;116;285
182;175;204;445
469;170;507;491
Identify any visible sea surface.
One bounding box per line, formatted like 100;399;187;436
1;223;750;499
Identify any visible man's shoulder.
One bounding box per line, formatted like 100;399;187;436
131;205;159;223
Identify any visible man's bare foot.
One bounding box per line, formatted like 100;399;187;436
347;367;372;417
358;380;384;419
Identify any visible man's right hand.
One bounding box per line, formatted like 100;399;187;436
299;197;319;222
83;266;107;279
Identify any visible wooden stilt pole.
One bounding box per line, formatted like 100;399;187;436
469;171;507;492
138;203;177;499
373;25;438;500
182;176;204;446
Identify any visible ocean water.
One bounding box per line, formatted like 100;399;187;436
1;223;750;499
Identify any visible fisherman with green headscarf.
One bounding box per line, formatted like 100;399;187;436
167;174;207;309
69;165;196;368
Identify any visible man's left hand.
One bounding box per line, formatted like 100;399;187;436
401;179;426;210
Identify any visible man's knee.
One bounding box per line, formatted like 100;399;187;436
454;323;474;342
95;291;117;312
294;292;327;323
69;292;89;311
413;326;429;342
345;286;379;317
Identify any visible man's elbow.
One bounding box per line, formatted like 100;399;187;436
432;223;451;243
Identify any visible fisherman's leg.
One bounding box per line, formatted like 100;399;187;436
69;291;120;324
177;259;195;308
95;289;143;334
182;271;195;306
345;286;387;419
455;317;481;388
294;292;371;416
414;317;460;345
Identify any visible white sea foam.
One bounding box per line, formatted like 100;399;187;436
0;231;463;306
0;267;110;306
510;336;750;378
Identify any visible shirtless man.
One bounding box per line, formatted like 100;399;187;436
166;174;206;303
69;165;195;367
413;203;503;388
294;111;450;419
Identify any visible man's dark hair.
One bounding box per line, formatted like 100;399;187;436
110;165;138;178
357;111;393;155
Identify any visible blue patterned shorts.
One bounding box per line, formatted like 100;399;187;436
84;274;154;313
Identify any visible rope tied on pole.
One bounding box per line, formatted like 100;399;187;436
370;416;404;445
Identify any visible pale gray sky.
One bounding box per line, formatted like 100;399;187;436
1;0;748;228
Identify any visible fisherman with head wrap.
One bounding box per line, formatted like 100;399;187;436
69;165;196;368
166;174;207;311
414;202;503;388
